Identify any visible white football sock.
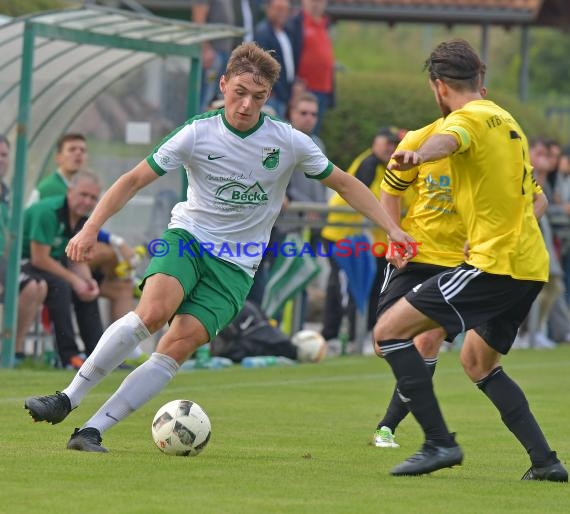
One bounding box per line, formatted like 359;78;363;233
63;311;151;408
128;346;145;359
85;352;179;433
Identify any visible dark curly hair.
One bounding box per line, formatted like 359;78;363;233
424;38;486;92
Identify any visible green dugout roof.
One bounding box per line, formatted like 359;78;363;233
0;4;242;184
0;4;243;367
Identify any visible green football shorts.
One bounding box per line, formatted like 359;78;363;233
142;228;253;339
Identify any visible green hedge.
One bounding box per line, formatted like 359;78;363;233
321;70;559;169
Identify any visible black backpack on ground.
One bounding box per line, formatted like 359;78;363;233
210;301;298;362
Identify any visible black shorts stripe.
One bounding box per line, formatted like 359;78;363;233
439;267;482;301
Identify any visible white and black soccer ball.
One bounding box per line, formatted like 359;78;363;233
151;399;211;456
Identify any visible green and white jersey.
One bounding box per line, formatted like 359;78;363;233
146;110;333;275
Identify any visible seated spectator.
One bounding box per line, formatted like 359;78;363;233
28;132;137;325
21;171;104;369
0;134;48;364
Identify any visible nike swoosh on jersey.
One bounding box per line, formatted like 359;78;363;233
207;154;225;160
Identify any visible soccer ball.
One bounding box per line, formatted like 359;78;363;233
151;399;211;456
291;330;327;363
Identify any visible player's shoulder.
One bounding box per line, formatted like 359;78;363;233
262;115;315;147
186;109;223;125
37;172;59;188
262;113;294;133
27;194;63;215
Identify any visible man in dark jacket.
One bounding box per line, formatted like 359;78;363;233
254;0;296;118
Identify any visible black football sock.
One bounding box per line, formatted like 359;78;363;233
476;366;557;467
378;358;438;432
383;343;453;446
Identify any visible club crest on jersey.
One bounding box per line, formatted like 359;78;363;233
262;147;280;170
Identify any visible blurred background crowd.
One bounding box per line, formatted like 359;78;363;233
1;0;570;368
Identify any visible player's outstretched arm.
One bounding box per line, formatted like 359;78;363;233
380;190;402;227
391;134;458;171
66;160;159;262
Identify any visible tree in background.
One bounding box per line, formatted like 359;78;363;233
0;0;69;17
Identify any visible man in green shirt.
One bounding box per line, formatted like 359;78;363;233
27;133;87;205
28;133;136;324
22;170;103;369
0;134;48;363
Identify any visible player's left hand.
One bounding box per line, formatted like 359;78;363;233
386;228;419;269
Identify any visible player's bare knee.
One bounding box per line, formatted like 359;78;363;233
460;353;483;382
136;308;171;334
414;331;443;358
157;335;203;365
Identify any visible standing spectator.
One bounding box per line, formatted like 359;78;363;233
0;134;48;364
554;146;570;303
254;0;296;119
320;127;400;349
546;139;562;193
192;0;261;112
277;92;327;326
553;145;570;209
529;138;567;348
286;92;327;215
288;91;325;151
287;0;335;135
21;171;104;369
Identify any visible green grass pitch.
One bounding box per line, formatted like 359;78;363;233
2;346;569;513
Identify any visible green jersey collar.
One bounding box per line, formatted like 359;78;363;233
221;109;265;139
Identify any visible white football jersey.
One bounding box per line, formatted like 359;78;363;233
147;110;332;275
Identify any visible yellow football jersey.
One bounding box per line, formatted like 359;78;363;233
441;99;548;281
382;119;465;267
